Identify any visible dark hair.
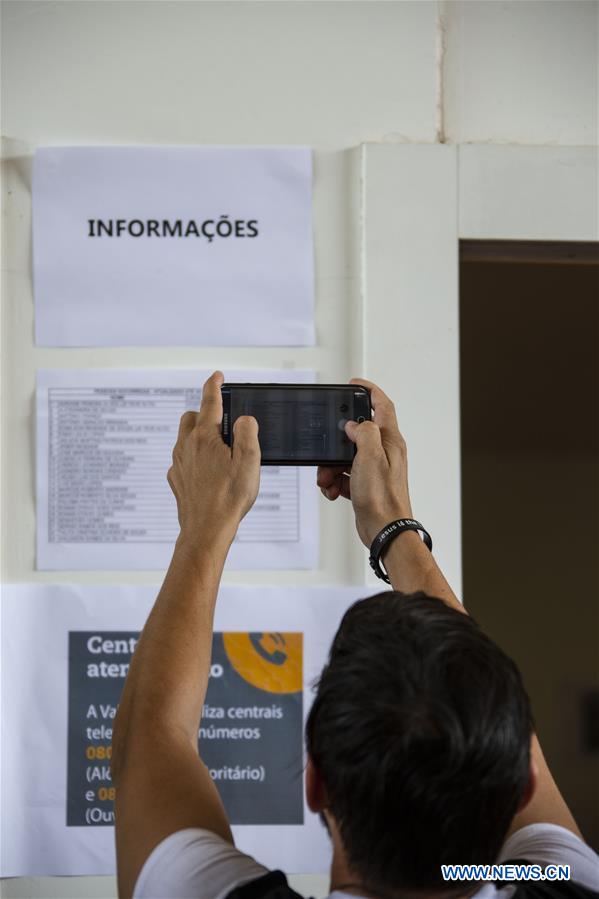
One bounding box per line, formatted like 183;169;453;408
305;592;533;893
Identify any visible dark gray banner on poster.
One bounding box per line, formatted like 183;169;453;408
67;631;303;826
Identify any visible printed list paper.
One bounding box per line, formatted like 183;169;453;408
0;583;381;876
33;147;314;346
37;369;318;570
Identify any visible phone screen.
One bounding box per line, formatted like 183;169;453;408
222;385;371;465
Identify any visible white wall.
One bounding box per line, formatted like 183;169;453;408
1;2;597;898
1;1;438;147
5;1;595;149
1;0;439;590
443;0;598;145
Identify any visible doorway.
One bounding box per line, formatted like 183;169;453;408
460;240;599;848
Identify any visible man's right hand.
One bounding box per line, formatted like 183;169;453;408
319;376;461;611
317;378;413;548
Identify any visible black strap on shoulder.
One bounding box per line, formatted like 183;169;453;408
225;871;309;899
497;859;599;899
506;882;598;899
225;865;598;899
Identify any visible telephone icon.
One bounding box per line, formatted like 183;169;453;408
249;632;287;666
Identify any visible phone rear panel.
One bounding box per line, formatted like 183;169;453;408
221;384;371;465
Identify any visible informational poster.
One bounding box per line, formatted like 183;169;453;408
0;583;382;876
33;147;314;347
67;630;303;827
36;369;318;570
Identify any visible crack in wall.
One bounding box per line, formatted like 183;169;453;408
436;0;448;144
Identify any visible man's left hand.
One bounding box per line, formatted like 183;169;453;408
167;371;261;554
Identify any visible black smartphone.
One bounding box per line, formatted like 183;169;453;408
221;383;372;465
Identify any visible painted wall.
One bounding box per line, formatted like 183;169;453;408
3;1;596;148
1;2;597;897
443;0;598;145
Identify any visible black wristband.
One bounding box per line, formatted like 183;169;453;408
369;518;433;584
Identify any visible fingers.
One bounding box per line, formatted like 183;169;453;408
197;370;225;428
172;410;197;464
166;465;178;499
232;415;261;463
317;465;347;489
177;410;197;443
349;377;398;432
317;466;351;501
321;476;351;501
320;480;350;501
349;377;405;454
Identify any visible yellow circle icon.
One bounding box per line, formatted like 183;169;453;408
222;632;303;694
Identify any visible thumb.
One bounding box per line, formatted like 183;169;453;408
345;420;359;444
345;419;383;451
232;415;261;460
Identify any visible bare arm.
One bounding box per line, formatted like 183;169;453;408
111;372;261;898
318;377;582;841
382;529;463;612
506;735;582;839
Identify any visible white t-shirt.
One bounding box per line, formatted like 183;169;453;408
133;823;599;899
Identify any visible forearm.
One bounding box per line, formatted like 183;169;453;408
112;532;231;780
383;530;465;614
508;735;582;839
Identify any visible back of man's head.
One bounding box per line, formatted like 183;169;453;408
306;592;533;894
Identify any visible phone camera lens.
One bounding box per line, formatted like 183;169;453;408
340;403;349;413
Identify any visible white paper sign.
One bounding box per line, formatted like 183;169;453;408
33;147;315;347
37;369;318;571
0;583;382;876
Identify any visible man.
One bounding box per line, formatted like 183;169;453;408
111;372;599;899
